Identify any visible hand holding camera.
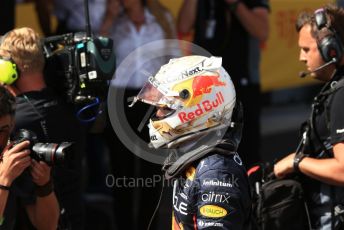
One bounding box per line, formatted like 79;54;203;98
0;141;31;187
13;129;73;166
0;129;73;189
30;159;51;187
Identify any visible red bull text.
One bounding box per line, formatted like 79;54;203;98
178;92;225;123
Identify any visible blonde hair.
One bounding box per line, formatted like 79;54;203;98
147;0;175;39
0;27;45;74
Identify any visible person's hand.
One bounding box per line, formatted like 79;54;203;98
274;153;296;179
0;141;31;186
30;160;51;186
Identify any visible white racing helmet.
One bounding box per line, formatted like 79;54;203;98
132;55;236;149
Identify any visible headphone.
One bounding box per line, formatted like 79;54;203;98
314;8;344;63
0;57;18;85
0;32;19;85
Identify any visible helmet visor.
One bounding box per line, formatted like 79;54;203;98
133;81;181;110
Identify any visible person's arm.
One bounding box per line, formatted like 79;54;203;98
177;0;198;35
34;0;54;36
0;189;9;223
26;160;59;230
26;193;59;230
298;142;344;186
275;88;344;185
0;141;31;219
274;142;344;186
227;0;269;42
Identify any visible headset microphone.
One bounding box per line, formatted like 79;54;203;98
299;58;337;78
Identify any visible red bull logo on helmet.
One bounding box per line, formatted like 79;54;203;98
192;75;226;98
178;92;225;123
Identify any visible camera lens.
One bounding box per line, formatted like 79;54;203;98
32;142;73;165
14;129;73;165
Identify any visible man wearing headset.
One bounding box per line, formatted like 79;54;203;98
132;55;251;229
0;27;85;229
0;85;59;229
274;4;344;229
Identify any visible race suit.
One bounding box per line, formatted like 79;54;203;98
171;146;251;229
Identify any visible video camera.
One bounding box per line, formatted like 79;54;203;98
13;129;73;166
41;0;116;123
42;32;115;105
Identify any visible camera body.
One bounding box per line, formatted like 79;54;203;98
43;32;116;104
13;129;73;166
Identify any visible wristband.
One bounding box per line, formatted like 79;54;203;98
0;184;10;191
293;153;307;173
228;0;240;12
35;180;54;197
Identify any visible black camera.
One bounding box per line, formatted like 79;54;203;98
13;129;73;166
42;32;116;105
41;0;116;122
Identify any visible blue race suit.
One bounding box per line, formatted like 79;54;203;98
168;143;252;230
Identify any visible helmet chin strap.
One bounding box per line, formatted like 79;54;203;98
148;128;210;149
165;123;229;149
163;136;235;180
166;132;207;149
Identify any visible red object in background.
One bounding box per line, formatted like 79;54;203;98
247;165;261;176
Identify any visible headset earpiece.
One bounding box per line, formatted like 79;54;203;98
314;9;344;63
0;57;19;85
0;31;19;85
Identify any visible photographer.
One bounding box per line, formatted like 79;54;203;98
274;4;344;229
0;27;85;229
0;85;59;229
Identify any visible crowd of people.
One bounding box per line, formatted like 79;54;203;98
0;0;344;230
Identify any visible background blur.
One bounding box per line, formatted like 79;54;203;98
16;0;333;92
